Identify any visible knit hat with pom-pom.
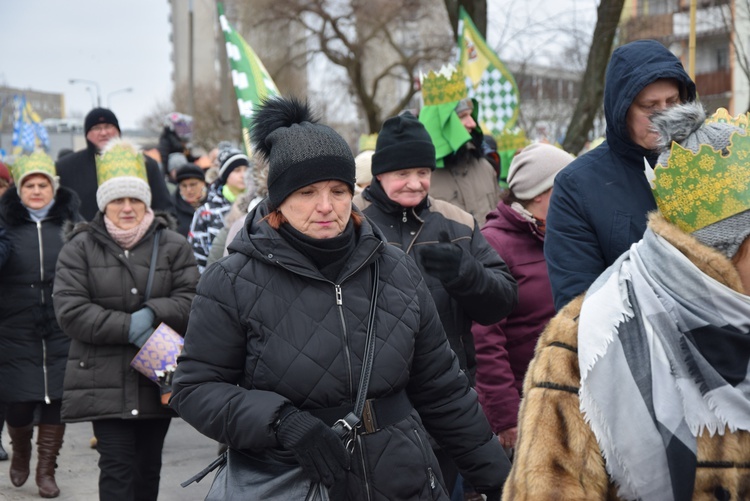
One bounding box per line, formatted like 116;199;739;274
250;96;355;207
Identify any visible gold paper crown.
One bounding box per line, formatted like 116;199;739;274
420;65;469;107
11;150;56;184
95;141;148;186
358;133;378;152
653;128;750;233
704;107;750;129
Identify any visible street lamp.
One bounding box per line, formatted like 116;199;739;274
69;79;101;107
107;87;134;108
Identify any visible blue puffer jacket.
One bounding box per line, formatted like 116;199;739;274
544;40;696;311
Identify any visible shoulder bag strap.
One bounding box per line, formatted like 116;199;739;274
334;260;380;446
143;230;162;303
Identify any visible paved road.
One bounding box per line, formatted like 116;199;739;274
0;418;219;500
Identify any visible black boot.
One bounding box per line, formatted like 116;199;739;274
0;441;8;461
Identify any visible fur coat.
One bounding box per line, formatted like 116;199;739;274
503;213;750;501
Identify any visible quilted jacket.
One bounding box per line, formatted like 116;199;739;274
170;199;510;500
53;212;199;422
354;184;518;385
503;214;750;500
0;187;80;403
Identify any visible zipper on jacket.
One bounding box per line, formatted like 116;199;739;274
36;221;46;304
335;284;354;399
356;434;372;501
402;209;408;223
42;339;51;404
413;429;437;490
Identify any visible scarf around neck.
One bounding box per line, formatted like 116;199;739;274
578;228;750;501
104;209;155;250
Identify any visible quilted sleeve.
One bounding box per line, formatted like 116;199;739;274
405;258;510;493
170;261;291;451
53;235;130;345
502;296;610;500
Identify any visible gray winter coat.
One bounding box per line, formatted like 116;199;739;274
53;212;199;422
170;200;509;500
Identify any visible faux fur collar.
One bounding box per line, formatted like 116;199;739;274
0;186;81;227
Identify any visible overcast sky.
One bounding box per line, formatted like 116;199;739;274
0;0;597;130
1;0;172;130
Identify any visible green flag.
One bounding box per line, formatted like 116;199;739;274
457;7;520;135
218;3;279;154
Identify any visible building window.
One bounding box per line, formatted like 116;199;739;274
717;46;729;70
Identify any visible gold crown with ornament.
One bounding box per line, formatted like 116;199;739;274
652;109;750;233
11;150;57;187
420;65;469;107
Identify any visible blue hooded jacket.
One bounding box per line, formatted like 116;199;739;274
544;40;696;310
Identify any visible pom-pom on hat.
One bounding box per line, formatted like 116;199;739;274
507;143;574;200
95;139;151;212
650;102;750;258
84;108;120;135
372;112;436;176
217;146;249;185
251;96;355;207
11;151;59;196
355;150;374;186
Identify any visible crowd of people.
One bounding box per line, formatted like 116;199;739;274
0;38;748;501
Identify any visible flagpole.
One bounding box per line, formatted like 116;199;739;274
688;0;697;80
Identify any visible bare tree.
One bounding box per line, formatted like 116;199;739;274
562;0;625;155
253;0;453;133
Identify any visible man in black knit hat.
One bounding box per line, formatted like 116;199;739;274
353;111;518;497
56;107;173;220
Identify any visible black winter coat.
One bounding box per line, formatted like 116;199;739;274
56;142;174;221
355;184;518;384
173;190;198;237
170;200;510;500
53;212;199;422
0;187;80;403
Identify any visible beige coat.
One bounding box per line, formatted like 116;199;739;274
503;213;750;500
430;152;499;227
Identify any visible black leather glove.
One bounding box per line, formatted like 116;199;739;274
419;231;463;282
275;407;351;490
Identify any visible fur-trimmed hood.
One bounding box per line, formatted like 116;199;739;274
0;185;81;227
62;210;178;243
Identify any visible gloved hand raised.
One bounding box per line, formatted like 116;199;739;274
128;307;155;347
419;231;463;283
275;407;351;491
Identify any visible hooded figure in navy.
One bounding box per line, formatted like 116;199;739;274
544;39;696;311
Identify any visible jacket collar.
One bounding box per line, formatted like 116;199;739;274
228;198;385;283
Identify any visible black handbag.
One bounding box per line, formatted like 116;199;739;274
184;261;380;501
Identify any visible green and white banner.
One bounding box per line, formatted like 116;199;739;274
458;7;520;135
218;3;279;154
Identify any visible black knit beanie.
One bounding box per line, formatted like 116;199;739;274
175;163;205;183
85;108;120;135
251;96;355;208
371;111;435;176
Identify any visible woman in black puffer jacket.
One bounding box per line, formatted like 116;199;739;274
170;97;510;501
0;151;81;498
53;140;199;501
